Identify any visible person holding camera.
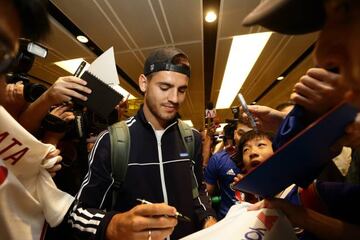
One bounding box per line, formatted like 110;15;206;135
0;1;76;240
15;75;92;134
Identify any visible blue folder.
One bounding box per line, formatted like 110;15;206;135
233;102;358;197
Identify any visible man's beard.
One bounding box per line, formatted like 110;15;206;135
145;97;178;124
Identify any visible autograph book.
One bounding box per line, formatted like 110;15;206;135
233;102;358;197
74;70;123;118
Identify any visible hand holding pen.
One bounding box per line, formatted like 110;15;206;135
238;103;289;133
106;201;178;240
137;199;191;222
238;93;258;132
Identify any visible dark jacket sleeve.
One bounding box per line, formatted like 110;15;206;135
192;130;217;225
273;105;315;150
67;131;116;240
315;181;360;225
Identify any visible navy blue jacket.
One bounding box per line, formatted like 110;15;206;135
68;107;215;239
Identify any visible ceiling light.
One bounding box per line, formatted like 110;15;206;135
76;35;89;43
54;58;89;75
215;32;272;109
277;76;284;80
205;11;217;23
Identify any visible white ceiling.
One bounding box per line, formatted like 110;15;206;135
29;0;317;129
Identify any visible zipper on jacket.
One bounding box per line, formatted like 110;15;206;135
148;121;177;204
149;121;177;240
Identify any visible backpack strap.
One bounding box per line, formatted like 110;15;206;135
178;120;199;199
108;121;130;209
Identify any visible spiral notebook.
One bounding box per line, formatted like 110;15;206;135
233;102;358;197
74;70;123;118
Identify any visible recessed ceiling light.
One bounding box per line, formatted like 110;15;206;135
76;35;89;43
205;11;217;23
277;76;285;80
216;32;272;109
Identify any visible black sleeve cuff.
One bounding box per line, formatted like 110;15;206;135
96;211;118;240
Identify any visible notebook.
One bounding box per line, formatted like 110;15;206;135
233;102;358;197
73;70;123;119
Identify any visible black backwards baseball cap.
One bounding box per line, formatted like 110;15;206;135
242;0;326;35
143;47;191;78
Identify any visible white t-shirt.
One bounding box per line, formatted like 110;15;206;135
0;106;74;240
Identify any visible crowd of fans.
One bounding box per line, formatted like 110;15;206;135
0;0;360;239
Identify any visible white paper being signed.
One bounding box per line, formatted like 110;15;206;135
180;203;297;240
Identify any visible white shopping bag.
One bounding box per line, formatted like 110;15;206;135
181;203;297;240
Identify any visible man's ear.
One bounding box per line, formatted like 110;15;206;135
138;74;147;93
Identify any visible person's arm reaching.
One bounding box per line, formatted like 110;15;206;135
248;198;360;240
18;76;91;133
192;130;217;228
106;203;177;240
290;68;346;117
241;105;287;132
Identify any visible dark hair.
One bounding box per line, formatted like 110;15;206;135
232;130;273;169
223;123;236;143
12;0;50;40
172;53;189;66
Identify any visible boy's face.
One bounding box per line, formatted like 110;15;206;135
242;136;273;172
315;0;360;95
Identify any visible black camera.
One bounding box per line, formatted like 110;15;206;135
6;39;48;102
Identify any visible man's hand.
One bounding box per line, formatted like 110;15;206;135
247;197;360;240
247;198;306;227
42;105;75;146
232;173;245;186
50;104;75;122
106;203;178;240
203;216;217;228
44;149;62;177
290;68;346;116
241;105;287;132
44;76;92;105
